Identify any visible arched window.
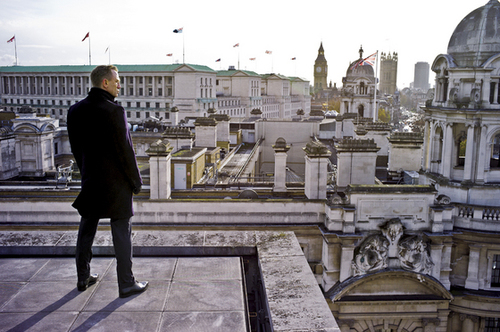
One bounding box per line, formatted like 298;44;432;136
358;104;364;118
456;134;466;167
490;133;500;168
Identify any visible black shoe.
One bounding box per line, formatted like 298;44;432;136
119;281;149;298
77;274;99;291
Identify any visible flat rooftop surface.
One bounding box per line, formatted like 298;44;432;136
0;256;248;332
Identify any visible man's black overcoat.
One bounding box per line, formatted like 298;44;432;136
67;88;142;219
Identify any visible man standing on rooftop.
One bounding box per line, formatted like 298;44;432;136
67;65;148;298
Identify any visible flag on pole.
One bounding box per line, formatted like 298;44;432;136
82;32;89;42
105;46;109;53
233;43;239;47
7;36;15;43
173;28;183;33
291;57;296;60
166;53;173;56
215;58;221;62
265;50;272;54
350;52;377;70
249;57;256;61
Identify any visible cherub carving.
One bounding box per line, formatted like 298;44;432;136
352;234;389;276
398;235;434;274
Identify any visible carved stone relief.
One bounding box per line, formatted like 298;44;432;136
352;218;434;276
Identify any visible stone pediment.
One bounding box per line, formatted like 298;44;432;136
327;270;453;302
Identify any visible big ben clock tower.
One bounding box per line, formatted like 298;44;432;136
314;42;328;92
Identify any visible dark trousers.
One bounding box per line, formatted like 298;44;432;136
76;217;135;290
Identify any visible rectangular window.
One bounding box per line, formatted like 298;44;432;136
146;102;150;108
148;88;152;96
136;112;140;118
136;102;140;108
158;88;162;96
485;318;499;332
155;103;160;108
145;111;150;118
165;112;170;119
126;111;131;118
492;255;500;287
129;88;133;95
127;102;131;107
139;88;143;96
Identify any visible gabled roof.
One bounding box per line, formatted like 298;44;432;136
216;69;260;77
261;73;289;80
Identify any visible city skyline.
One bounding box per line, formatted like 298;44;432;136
0;0;489;89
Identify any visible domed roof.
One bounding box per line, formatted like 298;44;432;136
345;45;375;79
346;63;374;78
448;0;500;67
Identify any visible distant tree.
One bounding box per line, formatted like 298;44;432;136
329;98;340;112
378;108;390;123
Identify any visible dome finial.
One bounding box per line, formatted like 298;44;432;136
359;45;364;59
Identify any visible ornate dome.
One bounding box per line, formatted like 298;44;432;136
447;0;500;67
346;64;374;78
345;46;375;79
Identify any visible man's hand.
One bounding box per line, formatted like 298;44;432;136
133;186;142;195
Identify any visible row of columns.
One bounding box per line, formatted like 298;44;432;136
2;75;88;97
423;119;490;183
120;75;173;98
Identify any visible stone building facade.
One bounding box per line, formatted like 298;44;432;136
0;64;310;125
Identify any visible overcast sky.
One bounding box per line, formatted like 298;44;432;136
0;0;490;89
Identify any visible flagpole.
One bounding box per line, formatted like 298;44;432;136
14;37;18;66
183;32;185;64
88;34;92;66
374;50;378;121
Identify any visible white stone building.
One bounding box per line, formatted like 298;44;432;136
0;64;310;125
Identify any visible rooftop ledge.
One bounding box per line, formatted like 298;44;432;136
346;184;437;193
0;229;339;332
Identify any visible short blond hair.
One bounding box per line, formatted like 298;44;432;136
90;65;118;87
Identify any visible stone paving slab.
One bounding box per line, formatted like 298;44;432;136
174;256;241;280
0;256;248;332
0;311;79;332
69;311;161;332
0;230;340;331
159;311;247;332
101;257;176;282
166;280;245;312
84;280;169;312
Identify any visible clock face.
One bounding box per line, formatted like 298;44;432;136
316;66;322;73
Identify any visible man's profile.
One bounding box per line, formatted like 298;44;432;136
67;65;148;298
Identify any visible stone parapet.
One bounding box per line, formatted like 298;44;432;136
336;138;379;153
145;139;173;156
357;122;392;132
194;117;218;127
209;114;231;122
303;140;331;158
388;131;424;144
162;127;194;139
